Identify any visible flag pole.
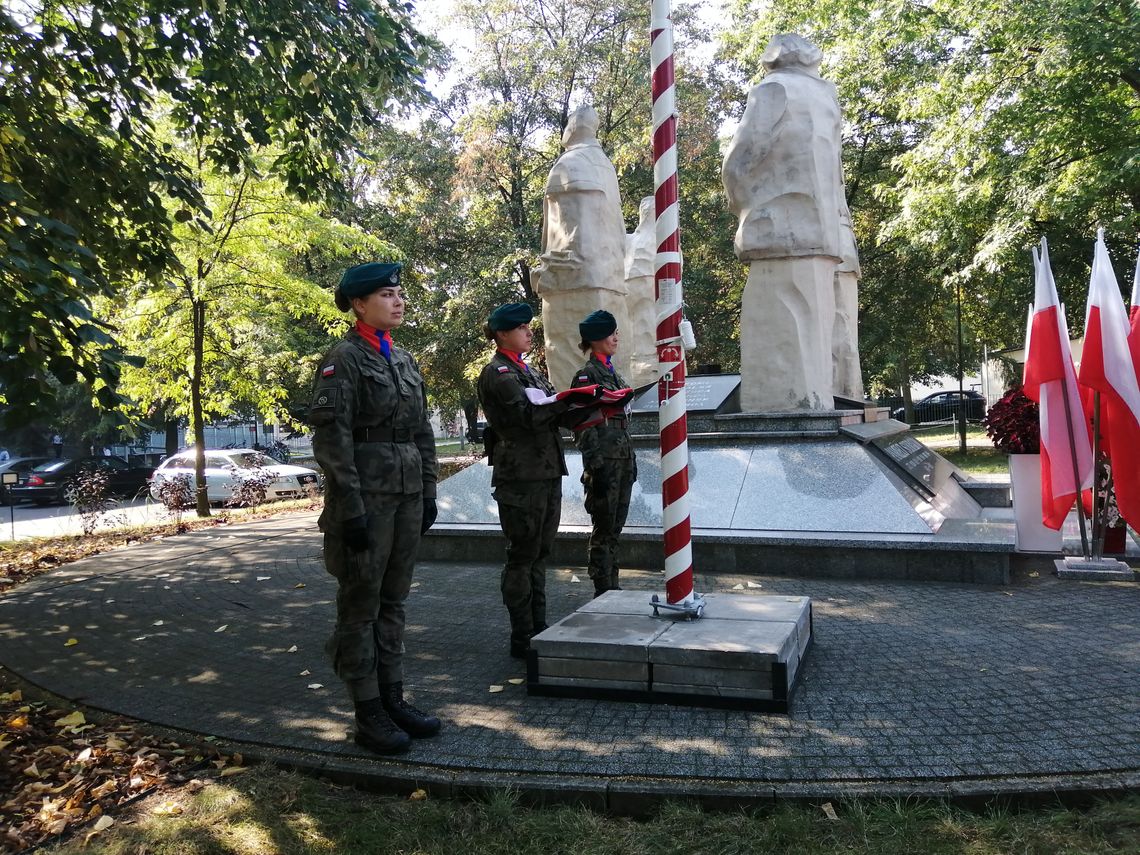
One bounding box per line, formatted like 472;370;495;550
1056;368;1091;558
1056;296;1091;559
1090;392;1102;560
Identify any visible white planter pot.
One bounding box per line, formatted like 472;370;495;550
1008;453;1064;553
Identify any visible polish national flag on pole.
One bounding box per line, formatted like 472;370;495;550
1129;246;1140;358
1078;229;1140;530
1022;237;1093;529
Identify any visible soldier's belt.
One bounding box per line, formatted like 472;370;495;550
353;426;415;442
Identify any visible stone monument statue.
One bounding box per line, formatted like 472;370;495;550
722;33;848;411
532;105;630;391
833;201;864;400
624;196;659;389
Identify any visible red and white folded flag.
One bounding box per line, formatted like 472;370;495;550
1078;229;1140;530
1022;236;1093;529
523;384;635;429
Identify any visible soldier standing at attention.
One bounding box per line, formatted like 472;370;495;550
478;303;575;659
308;261;441;756
569;310;637;597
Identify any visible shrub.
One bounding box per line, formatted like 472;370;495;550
983;387;1040;454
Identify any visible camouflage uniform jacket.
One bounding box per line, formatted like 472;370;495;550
569;356;634;464
477;351;568;485
308;329;437;530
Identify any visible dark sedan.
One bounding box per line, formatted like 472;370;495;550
892;390;987;424
9;456;155;505
0;456;53;504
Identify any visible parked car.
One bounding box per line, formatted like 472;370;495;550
0;456;53;505
9;456;156;505
148;448;321;506
892;390;986;424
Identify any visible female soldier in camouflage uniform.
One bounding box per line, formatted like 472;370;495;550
569;311;637;597
477;303;574;659
308;262;440;756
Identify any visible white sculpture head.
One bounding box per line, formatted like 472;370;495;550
760;34;823;76
562;105;600;147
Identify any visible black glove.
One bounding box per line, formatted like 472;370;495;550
342;515;370;553
421;498;438;535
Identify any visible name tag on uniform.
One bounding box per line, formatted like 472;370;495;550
322;365;335;377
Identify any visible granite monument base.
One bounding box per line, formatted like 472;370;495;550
528;590;812;713
1053;556;1135;581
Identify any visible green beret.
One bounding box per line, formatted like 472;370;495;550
488;302;534;331
337;262;402;299
579;309;617;342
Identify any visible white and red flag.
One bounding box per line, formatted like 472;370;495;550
1129;245;1140;361
1022;237;1094;529
1078;229;1140;530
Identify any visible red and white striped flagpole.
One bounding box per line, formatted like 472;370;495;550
650;0;698;612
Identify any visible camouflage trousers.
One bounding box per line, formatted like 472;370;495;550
493;478;561;645
582;456;636;592
323;491;422;702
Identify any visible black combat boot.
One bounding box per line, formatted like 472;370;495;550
381;682;441;739
509;638;529;659
593;578;609;598
354;698;411;755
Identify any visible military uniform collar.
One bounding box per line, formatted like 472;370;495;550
347;328;397;366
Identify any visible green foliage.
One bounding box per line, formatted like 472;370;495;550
0;0;434;426
111;145;391;435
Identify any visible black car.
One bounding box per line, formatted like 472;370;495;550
9;456;156;505
0;456;53;505
892;390;987;424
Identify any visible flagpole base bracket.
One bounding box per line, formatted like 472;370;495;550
650;593;705;620
1054;556;1134;581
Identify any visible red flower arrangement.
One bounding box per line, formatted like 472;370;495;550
983;387;1040;454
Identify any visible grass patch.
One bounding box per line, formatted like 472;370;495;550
35;764;1140;855
938;446;1009;477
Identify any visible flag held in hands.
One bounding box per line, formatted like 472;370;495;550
1022;237;1093;530
1077;229;1140;531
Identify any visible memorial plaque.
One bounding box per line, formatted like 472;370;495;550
631;374;740;414
871;433;956;495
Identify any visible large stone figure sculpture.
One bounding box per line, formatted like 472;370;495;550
722;33;850;411
533;106;630;391
624;196;659;389
833;203;864;400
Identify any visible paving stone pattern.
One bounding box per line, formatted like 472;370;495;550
0;513;1137;789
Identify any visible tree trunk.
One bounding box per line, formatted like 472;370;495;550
191;297;211;518
164;417;179;458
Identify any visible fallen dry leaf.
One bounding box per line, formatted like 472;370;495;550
747;581;762;588
507;678;525;685
152;620;164;626
152;800;183;816
256;576;271;581
409;788;428;801
64;638;78;647
54;711;85;728
286;645;298;653
570;574;581;583
0;689;23;702
488;685;504;694
294;583;305;589
214;625;228;633
821;802;839;821
731;583;744;590
219;766;246;777
306;683;323;690
299;670;311;676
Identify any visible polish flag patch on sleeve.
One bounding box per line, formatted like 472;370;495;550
578;375;589;382
497;365;510;373
321;364;335;377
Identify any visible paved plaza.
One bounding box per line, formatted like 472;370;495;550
1;512;1137;808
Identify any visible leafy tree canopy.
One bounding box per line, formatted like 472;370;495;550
1;0;434;427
